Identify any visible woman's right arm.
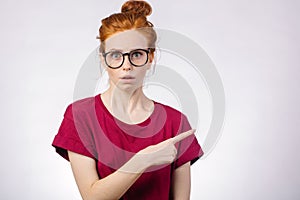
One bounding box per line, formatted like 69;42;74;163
68;150;146;200
68;129;195;200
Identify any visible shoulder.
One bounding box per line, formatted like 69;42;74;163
154;101;188;122
64;96;96;119
153;100;192;137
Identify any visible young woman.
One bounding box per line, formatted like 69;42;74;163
52;1;204;199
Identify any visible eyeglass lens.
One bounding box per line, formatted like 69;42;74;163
105;49;148;68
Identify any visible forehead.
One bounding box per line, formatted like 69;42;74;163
105;29;148;51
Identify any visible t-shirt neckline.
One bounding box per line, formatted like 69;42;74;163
96;93;157;126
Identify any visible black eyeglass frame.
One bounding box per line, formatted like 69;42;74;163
102;48;152;69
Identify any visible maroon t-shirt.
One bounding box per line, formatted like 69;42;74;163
52;93;204;199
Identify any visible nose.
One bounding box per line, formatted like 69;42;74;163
122;54;133;71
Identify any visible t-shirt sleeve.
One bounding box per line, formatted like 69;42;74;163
174;114;204;169
51;104;97;161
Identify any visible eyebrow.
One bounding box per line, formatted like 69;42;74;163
107;48;123;52
107;48;147;52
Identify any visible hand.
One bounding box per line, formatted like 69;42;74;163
137;129;196;167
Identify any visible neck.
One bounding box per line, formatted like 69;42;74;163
104;86;149;114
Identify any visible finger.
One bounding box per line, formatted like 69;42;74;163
171;129;196;144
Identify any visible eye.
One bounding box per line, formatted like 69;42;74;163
131;50;144;59
109;51;122;59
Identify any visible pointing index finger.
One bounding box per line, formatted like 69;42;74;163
171;129;196;144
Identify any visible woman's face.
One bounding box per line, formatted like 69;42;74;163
101;29;153;92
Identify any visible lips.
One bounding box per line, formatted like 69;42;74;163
120;75;135;79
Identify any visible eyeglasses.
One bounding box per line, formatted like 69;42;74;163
102;48;151;69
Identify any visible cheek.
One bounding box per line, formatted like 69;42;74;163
144;63;152;72
107;70;118;80
136;68;149;79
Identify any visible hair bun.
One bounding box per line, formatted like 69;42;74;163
121;0;152;17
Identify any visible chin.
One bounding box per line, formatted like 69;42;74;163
114;84;139;92
109;80;143;90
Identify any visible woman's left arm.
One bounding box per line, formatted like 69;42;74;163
171;161;191;200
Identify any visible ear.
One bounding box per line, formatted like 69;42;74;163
99;53;108;69
148;52;154;63
99;53;104;62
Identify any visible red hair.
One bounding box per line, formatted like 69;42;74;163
96;1;157;54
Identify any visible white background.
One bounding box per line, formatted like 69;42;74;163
0;0;299;199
